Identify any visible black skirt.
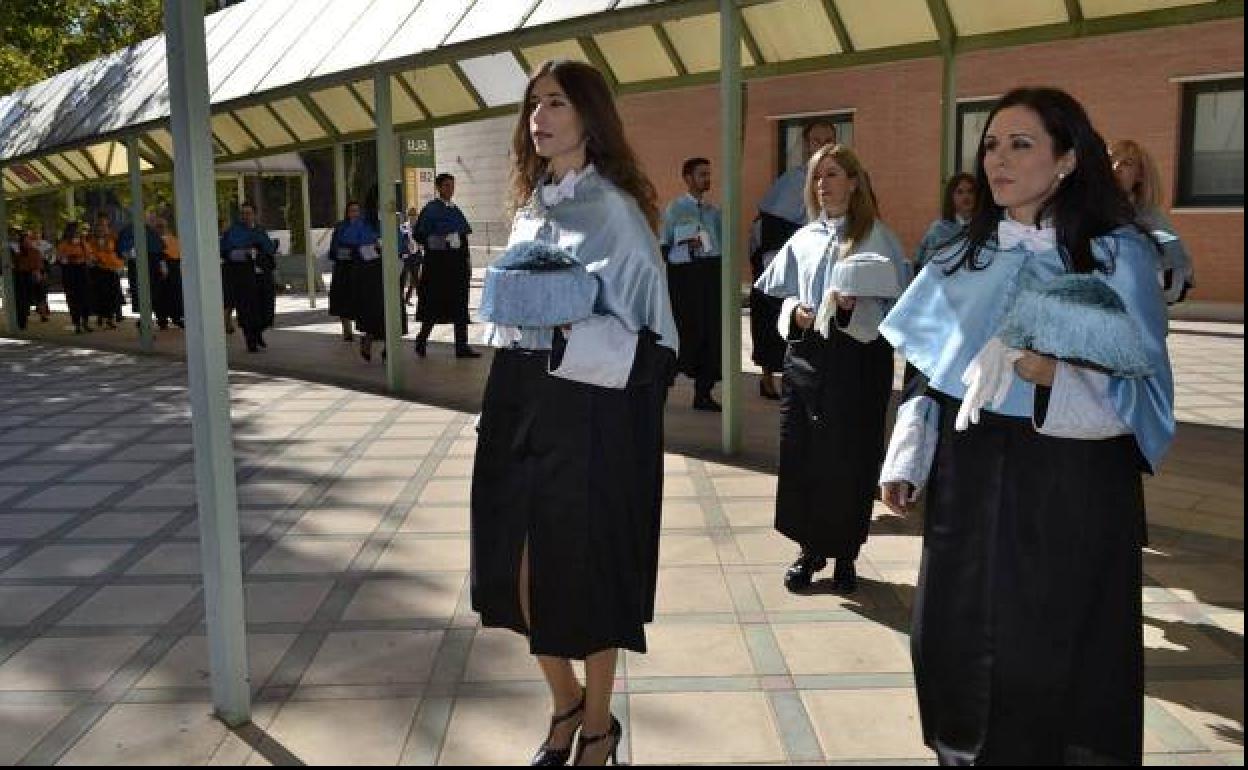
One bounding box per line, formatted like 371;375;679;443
351;259;408;338
158;261;184;323
914;390;1145;765
62;263;92;325
667;258;722;384
749;212;801;373
328;259;355;319
774;327;893;559
416;246;470;324
470;334;673;659
222;260;262;335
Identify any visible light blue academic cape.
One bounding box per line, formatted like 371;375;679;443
879;227;1175;472
660;194;723;265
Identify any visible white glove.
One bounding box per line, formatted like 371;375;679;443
956;337;1024;431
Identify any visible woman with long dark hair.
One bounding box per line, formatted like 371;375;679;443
756;144;907;593
914;172;975;271
470;59;676;766
879;87;1174;765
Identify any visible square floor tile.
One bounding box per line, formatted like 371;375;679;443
711;474;778;499
116;484;195;508
654;567;736;614
126;543;203;576
300;630;443;685
320;478;408;507
630;691;786;764
720;501;775;529
660;502;707;530
288;507;387;536
0;512;74;539
3;543;133;578
374;537;470;573
2;464;69;483
59;585;198;627
251;697;419;766
462;627;559;682
657;533;720;566
398;504;470;534
773;621;911;675
417;479;471;505
136;634;297;689
66;512;178;539
440;693;552;766
57;702;227;765
0;585;74;625
343;574;465;622
0;702;77;765
17;484;122;510
249;536;367;575
66;462;158;483
243;580;334;624
749;571;876;613
0;635;149;690
802;688;932;760
627;623;754;677
734;531;800;565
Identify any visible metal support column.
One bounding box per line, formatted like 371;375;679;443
719;0;744;454
65;187;76;222
333;142;347;215
300;172;316;308
128;135;155;351
375;71;404;392
939;50;957;185
0;177;14;334
163;0;251;727
236;174;246;208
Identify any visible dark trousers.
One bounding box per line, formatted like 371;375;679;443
416;321;468;349
62;264;91;327
14;271;36;330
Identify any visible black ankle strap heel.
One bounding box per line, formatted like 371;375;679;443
572;715;621;766
531;690;586;766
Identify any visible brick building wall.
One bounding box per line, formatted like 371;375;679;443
615;17;1243;305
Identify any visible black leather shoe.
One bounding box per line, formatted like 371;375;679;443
831;559;858;593
455;347;482;359
413;339;427;358
693;395;722;412
257;332;267;349
784;552;827;592
531;691;585;766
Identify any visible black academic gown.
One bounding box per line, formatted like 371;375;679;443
750;212;800;372
775;315;893;559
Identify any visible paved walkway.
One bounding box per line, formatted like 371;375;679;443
0;332;1241;764
2;282;1243;763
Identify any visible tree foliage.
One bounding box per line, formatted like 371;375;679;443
0;0;170;95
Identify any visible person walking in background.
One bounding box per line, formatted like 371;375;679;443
399;205;423;307
89;214;124;329
56;222;93;333
661;157;723;412
413;173;479;358
914;172;976;272
219;202;277;353
153;217;185;329
1111;138;1195;305
756;144;907;593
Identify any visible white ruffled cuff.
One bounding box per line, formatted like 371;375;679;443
482;323;523;348
777;297;802;341
880;395;940;499
1034;362;1131;439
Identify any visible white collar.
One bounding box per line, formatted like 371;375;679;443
819;213;848;235
997;214;1057;252
541;164;595;207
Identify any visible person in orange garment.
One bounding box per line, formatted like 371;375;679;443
89;214;125;329
154;217;184;329
56;221;94;333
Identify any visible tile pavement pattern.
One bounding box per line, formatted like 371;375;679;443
0;335;1242;764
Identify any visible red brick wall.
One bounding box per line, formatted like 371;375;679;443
617;18;1243;303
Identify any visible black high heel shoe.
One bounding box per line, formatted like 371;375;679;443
572;715;621;766
532;691;586;766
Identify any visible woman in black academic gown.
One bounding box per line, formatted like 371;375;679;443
756;144;907;594
879;88;1175;765
470;59;677;766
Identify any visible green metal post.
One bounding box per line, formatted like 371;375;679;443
301;172;316;308
163;0;251;728
720;0;744;454
65;187;76;222
375;71;404;392
0;177;14;334
939;50;956;186
333;142;347;215
128;135;155;351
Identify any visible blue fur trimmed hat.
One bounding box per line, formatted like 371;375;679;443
998;274;1153;378
478;240;598;328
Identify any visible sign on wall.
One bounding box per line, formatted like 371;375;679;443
401;130;436;214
